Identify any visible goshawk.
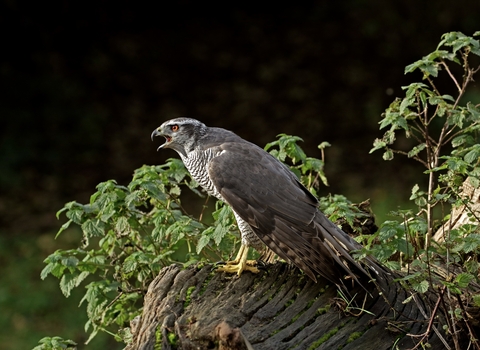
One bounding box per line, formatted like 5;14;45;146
151;118;386;289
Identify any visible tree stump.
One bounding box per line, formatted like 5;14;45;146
126;262;457;350
434;177;480;242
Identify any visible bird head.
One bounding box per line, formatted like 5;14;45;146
151;118;207;157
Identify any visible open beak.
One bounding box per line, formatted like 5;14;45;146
151;127;171;151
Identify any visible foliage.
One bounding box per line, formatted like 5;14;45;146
38;30;480;350
40;159;236;343
319;194;367;231
32;337;77;350
369;31;480;348
39;134;343;346
265;135;330;196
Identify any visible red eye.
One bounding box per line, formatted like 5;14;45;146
171;125;179;132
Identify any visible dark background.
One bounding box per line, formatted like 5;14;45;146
1;1;479;348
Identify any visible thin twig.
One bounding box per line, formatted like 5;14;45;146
440;60;462;94
455;293;480;350
408;286;451;350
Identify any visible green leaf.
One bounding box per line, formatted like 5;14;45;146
464;145;480;164
407;143;426;158
455;273;474;288
370;139;386;153
473;294;480;307
378;221;404;240
318;141;331;149
33;337;77;350
40;263;56;280
196;231;212;254
448;109;467;128
81;219;105;237
169;185;181;196
115;216;130;234
213;223;229;245
65;205;84;224
414;197;427;207
56;206;69;220
55;219;73;238
451;134;474;148
382;149;394;161
405;60;423;74
399;97;415;114
60;273;77;297
142;181;167;201
470;176;480;189
461;234;480;253
122;256;139;274
61;256;79;268
405;57;439;77
467;102;480;121
412;280;429;293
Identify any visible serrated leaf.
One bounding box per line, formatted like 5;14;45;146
115;216;130;234
75;271;90;287
451;134;473;148
464;146;480;164
142;182;167;201
405;60;422;74
60;273;76;297
473;294;480;307
456;273;474;288
289;143;307;163
122;257;138;274
414;197;427;207
61;256;79;268
399;97;415;114
383;149;394;161
412;280;429;293
40;263;56;280
422;63;438;78
169;185;181;196
196;234;211;254
50;263;67;279
66;207;84;224
81;219;105;237
408;143;426;158
469;176;480;188
370;139;386;153
467;102;480;121
213;224;229;245
275;149;286;161
378;221;403;240
462;234;480;253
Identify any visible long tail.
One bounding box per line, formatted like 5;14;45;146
257;208;390;292
310;211;390;291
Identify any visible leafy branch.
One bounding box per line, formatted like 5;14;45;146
369;31;480;350
39;133;343;345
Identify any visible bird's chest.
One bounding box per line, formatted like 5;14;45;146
181;149;223;200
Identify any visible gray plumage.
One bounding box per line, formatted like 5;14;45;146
151;117;387;289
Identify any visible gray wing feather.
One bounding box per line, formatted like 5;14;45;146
207;140;380;286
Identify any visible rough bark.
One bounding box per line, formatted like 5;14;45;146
126;262;458;350
433;177;480;242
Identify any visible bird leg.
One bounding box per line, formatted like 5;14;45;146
217;245;260;276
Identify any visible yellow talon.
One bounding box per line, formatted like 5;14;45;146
217;245;260;276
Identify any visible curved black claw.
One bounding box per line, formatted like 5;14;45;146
255;260;269;271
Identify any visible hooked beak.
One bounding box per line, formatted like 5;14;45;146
151;127;171;151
